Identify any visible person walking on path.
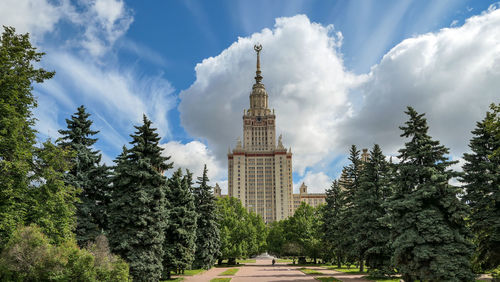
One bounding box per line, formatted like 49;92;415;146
272;259;275;266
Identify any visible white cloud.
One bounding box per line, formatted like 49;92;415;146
294;171;332;194
179;15;362;176
160;141;224;185
339;5;500;160
0;0;66;38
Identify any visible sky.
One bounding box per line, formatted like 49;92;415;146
1;0;498;194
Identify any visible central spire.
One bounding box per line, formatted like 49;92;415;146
254;44;263;84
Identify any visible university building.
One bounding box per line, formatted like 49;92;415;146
219;45;333;222
227;45;293;222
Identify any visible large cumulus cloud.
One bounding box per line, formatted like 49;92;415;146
179;15;361;176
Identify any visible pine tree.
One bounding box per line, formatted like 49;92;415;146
387;107;475;281
462;105;500;271
353;144;393;276
338;145;363;269
58;105;111;246
321;180;344;267
163;168;198;279
0;26;54;249
193;165;220;269
108;115;172;282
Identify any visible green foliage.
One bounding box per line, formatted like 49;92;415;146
163;168;198;278
0;26;54;249
352;144;394;275
266;220;286;256
285;203;323;263
26;140;79;245
193;165;221;269
386;107;475;281
0;225;129;281
217;197;266;262
58;105;111;246
321;180;344;266
108;115;172;282
462;104;500;272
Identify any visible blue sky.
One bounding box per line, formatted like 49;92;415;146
1;0;498;193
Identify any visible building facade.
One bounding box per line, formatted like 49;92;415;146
292;183;326;211
227;45;293;223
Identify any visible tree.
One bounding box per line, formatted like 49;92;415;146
321;180;345;267
0;26;54;249
462;104;500;271
386;107;475;281
353;144;393;276
338;145;364;270
217;197;264;264
285;203;323;264
193;165;220;269
25;140;79;245
267;220;286;257
108;115;172;282
58;105;111;246
163;168;197;279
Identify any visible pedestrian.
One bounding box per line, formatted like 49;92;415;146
272;259;276;266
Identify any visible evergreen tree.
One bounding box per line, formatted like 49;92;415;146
338;145;363;269
353;144;393;276
163;168;198;279
26;140;79;245
193;165;220;269
387;107;475;281
108;115;172;282
462;105;500;271
58;105;111;246
0;26;54;249
322;180;346;267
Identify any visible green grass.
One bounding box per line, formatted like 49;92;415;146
236;259;256;263
326;265;367;274
364;278;400;282
299;268;324;275
219;268;239;276
315;277;341;282
182;269;206;276
211;279;231;282
160;278;183;282
276;258;293;263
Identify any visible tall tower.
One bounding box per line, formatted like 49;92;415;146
228;45;293;222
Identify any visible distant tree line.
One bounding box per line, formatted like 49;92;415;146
268;105;500;281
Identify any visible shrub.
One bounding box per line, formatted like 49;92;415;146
0;225;129;281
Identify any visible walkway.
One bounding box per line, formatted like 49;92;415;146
182;259;370;282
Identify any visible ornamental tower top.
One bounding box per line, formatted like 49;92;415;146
248;44;271;116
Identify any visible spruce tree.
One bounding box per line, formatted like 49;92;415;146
387;107;475;281
338;145;363;269
58;105;111;246
0;26;54;249
193;165;220;269
163;168;198;279
322;180;344;267
353;144;393;276
462;105;500;271
108;115;172;282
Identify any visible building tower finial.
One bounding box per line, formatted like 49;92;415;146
254;44;263;84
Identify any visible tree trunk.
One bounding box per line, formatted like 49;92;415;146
218;258;223;265
313;257;317;264
337;255;341;268
359;258;364;272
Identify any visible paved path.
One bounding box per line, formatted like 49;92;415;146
182;259;371;282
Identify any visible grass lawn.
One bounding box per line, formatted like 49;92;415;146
315;277;341;282
237;259;256;263
276;258;293;263
363;277;400;282
219;268;239;276
326;265;367;274
161;279;183;282
299;268;324;275
182;269;206;276
211;279;231;282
